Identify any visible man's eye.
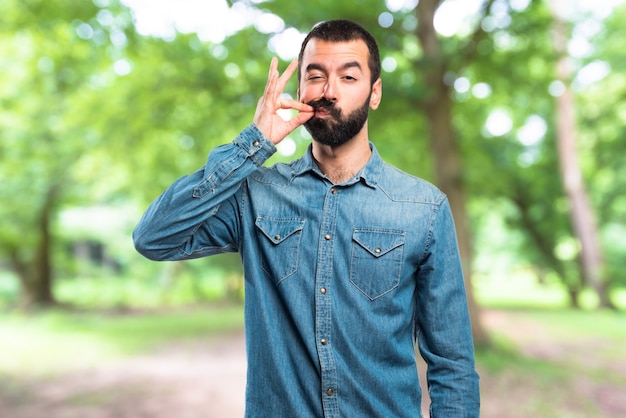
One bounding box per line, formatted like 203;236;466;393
343;75;356;81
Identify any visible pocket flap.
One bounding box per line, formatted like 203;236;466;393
255;216;306;244
353;229;406;257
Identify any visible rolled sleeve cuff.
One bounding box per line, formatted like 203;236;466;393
234;123;276;166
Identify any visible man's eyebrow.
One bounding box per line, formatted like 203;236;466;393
341;61;363;72
305;63;326;73
305;61;363;73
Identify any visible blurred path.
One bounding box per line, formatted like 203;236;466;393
3;309;624;417
0;330;247;418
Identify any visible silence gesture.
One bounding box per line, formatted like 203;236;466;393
253;57;314;145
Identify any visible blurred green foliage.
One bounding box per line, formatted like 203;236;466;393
0;0;624;308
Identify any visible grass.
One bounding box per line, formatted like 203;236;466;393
0;304;244;377
1;269;625;417
477;308;626;370
474;269;626;310
474;307;626;417
53;273;239;309
3;304;622;417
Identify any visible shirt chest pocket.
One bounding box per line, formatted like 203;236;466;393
350;228;406;300
255;216;306;285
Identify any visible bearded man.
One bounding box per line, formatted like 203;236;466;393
134;19;480;418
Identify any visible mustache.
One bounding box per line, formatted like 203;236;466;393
307;98;335;110
306;98;341;119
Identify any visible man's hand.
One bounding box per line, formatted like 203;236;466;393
253;57;314;145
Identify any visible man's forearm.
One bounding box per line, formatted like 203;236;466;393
133;124;275;261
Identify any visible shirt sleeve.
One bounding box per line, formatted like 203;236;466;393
132;124;275;261
415;197;481;417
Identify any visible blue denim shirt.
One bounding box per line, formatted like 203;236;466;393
133;124;480;417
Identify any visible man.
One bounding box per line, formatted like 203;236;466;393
134;19;479;417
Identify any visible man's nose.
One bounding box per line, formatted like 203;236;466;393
321;79;337;102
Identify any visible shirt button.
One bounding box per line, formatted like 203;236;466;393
320;288;327;294
326;388;334;396
375;247;381;253
324;234;331;240
321;338;327;345
331;188;337;194
252;140;260;147
274;234;281;240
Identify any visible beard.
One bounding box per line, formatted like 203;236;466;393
303;93;371;146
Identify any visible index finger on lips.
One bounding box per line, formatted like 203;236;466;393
279;99;313;112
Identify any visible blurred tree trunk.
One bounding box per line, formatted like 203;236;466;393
9;185;58;309
415;0;490;347
510;183;583;308
550;2;614;309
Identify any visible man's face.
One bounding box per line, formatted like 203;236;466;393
298;39;381;146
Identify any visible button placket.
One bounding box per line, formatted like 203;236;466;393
316;183;339;416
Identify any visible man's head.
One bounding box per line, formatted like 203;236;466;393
297;19;381;86
297;20;382;146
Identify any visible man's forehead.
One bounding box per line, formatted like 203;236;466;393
301;39;369;69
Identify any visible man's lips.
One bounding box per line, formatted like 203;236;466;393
313;107;331;117
307;98;335;118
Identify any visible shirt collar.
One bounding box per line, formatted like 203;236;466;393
290;142;383;188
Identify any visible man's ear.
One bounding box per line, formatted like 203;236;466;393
370;78;382;110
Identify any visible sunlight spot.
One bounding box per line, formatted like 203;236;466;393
454;77;470;94
400;72;416;87
276;137;297;157
37;57;55;73
385;0;418;12
555;237;580;261
210;44;228;60
434;0;483;37
517;115;547;146
254;13;284;34
485;109;513;137
402;15;418;31
269;28;306;60
481;16;497;32
494;31;516;51
76;23;94;40
113;59;132;76
277;108;292;121
97;9;115;26
402;36;420;59
491;0;512;29
472;82;492;99
382;57;397;73
518;149;540;167
179;135;194;150
549;80;566;97
568;36;593;58
575;60;610;88
224;63;240;78
510;0;531;11
378;12;394;28
121;0;253;43
110;29;128;48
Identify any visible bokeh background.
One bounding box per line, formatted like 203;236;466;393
1;0;625;416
